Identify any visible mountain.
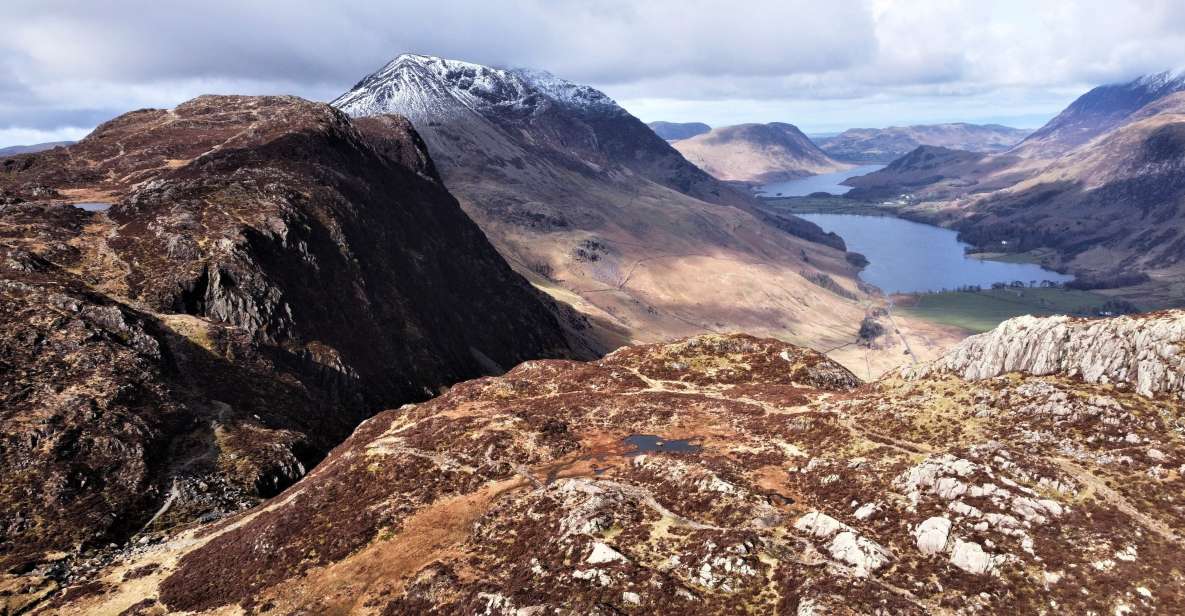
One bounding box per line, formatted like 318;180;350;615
841;73;1185;305
332;55;939;372
843;145;1025;201
1014;71;1185;158
818;123;1030;163
48;311;1185;614
0;141;74;156
0;95;577;582
647;121;711;141
670;122;851;183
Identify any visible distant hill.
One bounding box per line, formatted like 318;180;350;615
818;123;1029;163
647;121;711;141
0;140;74;156
671;122;851;183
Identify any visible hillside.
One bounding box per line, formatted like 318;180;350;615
671;122;852;183
1014;71;1185;158
332;55;946;372
835;74;1185;306
0;95;577;584
819;123;1029;164
45;311;1185;614
648;121;711;141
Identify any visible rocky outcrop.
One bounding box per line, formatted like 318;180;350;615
905;311;1185;399
0;96;576;584
45;314;1185;615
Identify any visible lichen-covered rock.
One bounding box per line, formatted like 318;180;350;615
42;314;1185;615
905;312;1185;399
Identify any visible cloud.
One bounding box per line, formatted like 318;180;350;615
2;0;1184;145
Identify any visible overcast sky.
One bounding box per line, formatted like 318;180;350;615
3;0;1185;146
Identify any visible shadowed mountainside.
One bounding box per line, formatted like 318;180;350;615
0;95;578;586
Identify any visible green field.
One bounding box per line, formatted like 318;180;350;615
896;287;1120;332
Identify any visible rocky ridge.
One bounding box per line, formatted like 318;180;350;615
0;94;577;602
47;311;1185;614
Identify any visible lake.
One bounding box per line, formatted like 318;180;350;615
798;213;1074;294
755;164;885;197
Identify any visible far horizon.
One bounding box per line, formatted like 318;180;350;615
4;0;1184;147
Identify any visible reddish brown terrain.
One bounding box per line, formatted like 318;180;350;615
39;311;1185;615
0;95;581;607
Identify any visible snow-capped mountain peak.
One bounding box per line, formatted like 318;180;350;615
332;53;621;121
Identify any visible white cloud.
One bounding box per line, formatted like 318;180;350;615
1;0;1184;145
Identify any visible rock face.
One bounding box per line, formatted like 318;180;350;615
818;123;1029;164
49;313;1185;615
671;122;850;183
648;121;711;141
906;311;1185;399
332;54;878;362
0;96;576;583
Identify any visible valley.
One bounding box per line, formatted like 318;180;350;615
3;12;1185;612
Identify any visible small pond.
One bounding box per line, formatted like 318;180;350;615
71;202;113;212
623;434;702;456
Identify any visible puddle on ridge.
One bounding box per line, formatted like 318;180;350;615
71;202;113;212
623;434;702;456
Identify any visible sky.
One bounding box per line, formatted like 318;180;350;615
3;0;1185;146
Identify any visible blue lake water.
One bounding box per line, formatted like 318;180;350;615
798;213;1073;294
755;164;885;197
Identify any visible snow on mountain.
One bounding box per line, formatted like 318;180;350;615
332;53;621;122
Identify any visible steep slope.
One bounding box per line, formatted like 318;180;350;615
51;312;1185;614
671;122;851;183
0;96;576;582
648;121;711;141
819;123;1029;164
332;55;921;369
1014;71;1185;158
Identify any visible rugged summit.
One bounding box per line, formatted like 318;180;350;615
0;95;576;590
48;311;1185;614
818;123;1029;164
670;122;851;183
332;55;928;373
